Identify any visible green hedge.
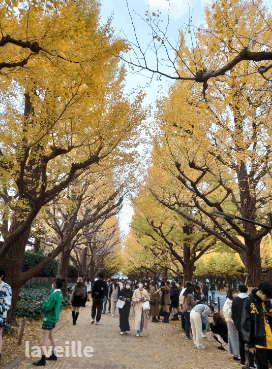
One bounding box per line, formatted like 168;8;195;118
23;252;77;278
16;283;72;319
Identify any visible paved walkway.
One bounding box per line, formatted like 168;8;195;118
18;304;241;369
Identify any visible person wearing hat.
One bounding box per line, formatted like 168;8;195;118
70;277;86;325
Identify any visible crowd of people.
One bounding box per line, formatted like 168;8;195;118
87;276;272;369
1;267;272;369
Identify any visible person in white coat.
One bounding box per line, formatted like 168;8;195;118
190;303;210;349
222;288;240;361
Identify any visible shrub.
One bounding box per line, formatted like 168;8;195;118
68;264;77;278
23;252;58;277
16;283;72;319
23;252;78;278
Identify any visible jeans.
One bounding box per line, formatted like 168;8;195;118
203;292;209;302
184;311;191;338
181;313;186;330
137;311;144;334
211;290;216;303
103;296;110;313
204;314;209;331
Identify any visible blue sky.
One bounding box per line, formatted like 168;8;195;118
99;0;211;237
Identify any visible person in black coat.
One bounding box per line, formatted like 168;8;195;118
242;282;272;369
232;284;254;367
170;281;180;321
91;273;108;324
210;313;228;350
119;281;133;334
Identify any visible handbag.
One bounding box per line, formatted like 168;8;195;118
116;299;126;309
150;300;156;306
142;300;150;310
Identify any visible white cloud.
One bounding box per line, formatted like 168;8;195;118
146;0;191;20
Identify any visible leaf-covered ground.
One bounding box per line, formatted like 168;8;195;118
1;302;243;369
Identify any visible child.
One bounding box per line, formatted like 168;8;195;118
0;268;12;365
33;278;63;366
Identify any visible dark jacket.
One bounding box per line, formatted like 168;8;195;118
232;293;249;332
202;285;209;294
210;321;228;343
170;286;180;305
118;288;133;316
210;283;216;291
194;292;202;304
241;289;272;348
91;279;108;299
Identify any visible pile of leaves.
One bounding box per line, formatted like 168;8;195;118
16;283;73;319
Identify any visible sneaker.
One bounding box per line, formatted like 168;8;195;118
91;319;95;324
202;332;207;338
136;333;142;337
242;366;256;369
196;346;205;349
120;331;125;335
95;321;100;325
112;314;114;317
186;336;191;340
240;362;245;366
218;346;225;350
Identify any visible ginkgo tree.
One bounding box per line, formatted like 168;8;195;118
0;0;147;324
124;0;272;91
127;182;217;283
146;0;272;286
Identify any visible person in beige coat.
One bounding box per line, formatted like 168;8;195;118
132;282;150;337
110;281;120;316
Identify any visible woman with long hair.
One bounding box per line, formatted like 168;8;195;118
223;288;240;361
150;281;160;322
182;286;196;340
70;277;86;325
210;312;228;350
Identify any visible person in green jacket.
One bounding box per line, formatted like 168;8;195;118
33;278;64;366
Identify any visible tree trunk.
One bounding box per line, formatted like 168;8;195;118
33;237;41;254
244;239;263;287
183;243;194;284
0;224;31;326
162;266;168;281
57;245;71;296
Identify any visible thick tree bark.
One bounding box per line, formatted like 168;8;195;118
57;244;71;295
0;222;31;326
161;266;168;281
33;237;41;254
244;239;263;287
